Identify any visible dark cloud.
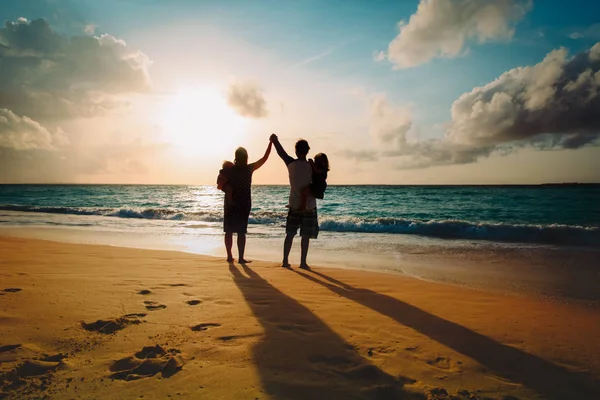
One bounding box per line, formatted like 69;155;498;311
227;82;268;118
447;43;600;148
367;42;600;169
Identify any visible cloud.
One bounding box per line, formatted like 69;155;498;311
0;108;53;150
339;149;379;162
373;51;386;62
383;0;532;68
0;18;151;121
0;17;159;182
447;43;600;148
365;96;495;167
368;94;412;147
227;82;268;118
367;42;600;168
84;23;97;35
590;43;600;61
568;23;600;40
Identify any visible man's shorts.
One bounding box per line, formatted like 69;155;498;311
286;208;319;238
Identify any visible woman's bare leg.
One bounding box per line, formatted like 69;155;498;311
224;232;233;262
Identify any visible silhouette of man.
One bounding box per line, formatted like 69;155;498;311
270;133;318;270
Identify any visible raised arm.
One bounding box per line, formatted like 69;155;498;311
270;133;294;165
249;140;273;171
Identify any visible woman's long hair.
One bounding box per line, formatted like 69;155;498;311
234;147;248;166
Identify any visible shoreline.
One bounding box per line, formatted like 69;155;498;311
1;226;599;308
1;236;599;399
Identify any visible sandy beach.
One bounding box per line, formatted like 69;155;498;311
0;236;598;399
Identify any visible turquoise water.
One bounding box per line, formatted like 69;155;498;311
0;184;598;247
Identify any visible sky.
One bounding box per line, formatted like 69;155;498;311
1;0;599;184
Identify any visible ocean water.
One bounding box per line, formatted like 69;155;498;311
1;184;599;302
0;184;598;246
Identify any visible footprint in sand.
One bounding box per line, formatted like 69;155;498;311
190;323;221;332
137;289;152;295
426;356;456;371
186;300;201;306
3;288;22;293
144;301;167;311
17;354;68;376
0;353;68;396
109;345;183;381
0;344;22;353
161;283;189;287
81;313;147;334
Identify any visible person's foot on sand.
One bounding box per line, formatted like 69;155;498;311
239;259;252;264
226;257;234;263
281;261;291;268
299;264;311;270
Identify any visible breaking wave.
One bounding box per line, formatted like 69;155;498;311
1;204;597;246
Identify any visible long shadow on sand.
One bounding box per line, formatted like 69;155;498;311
296;269;600;400
229;263;423;400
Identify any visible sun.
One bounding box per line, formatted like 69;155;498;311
161;87;247;158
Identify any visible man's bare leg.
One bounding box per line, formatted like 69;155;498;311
282;233;294;268
299;235;310;270
238;233;250;263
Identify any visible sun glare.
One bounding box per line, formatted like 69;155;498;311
162;87;246;158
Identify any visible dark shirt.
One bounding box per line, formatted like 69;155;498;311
310;171;328;199
226;165;253;210
223;162;264;210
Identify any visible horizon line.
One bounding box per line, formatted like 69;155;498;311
1;183;598;187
